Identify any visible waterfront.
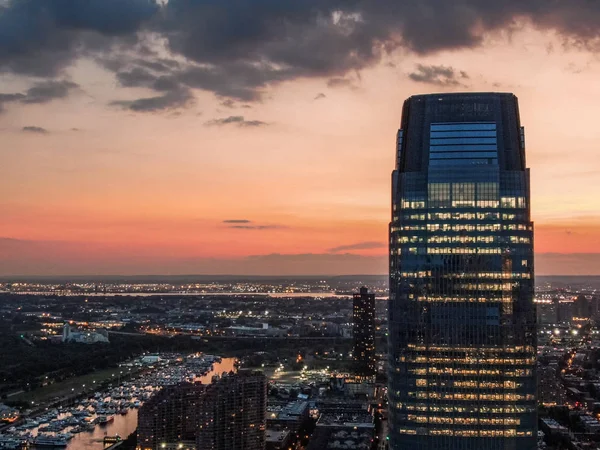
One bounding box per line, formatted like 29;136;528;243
39;358;236;450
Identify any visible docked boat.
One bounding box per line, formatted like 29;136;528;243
81;422;95;432
96;415;114;425
0;436;22;450
33;435;68;447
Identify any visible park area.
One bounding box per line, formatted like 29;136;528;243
9;366;141;406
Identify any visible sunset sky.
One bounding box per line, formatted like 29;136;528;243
1;0;600;276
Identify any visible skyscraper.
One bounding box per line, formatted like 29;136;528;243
388;93;536;450
353;286;376;377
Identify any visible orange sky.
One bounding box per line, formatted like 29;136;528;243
1;27;600;276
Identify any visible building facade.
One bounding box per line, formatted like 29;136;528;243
62;322;109;344
353;287;376;377
137;383;205;450
388;93;536;449
196;370;267;450
138;370;267;450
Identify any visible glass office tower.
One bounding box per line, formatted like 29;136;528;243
388;93;536;450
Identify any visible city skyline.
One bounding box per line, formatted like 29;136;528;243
2;1;600;275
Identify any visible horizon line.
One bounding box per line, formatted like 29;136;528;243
1;274;599;279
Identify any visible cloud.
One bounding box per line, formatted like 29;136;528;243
205;115;268;127
136;58;181;73
5;1;600;106
0;0;159;77
1;238;599;276
221;219;284;229
408;64;469;86
314;93;326;100
241;120;269;127
22;126;49;134
111;87;193;112
327;77;355;88
115;67;158;88
328;241;387;253
0;240;387;276
0;79;78;112
228;225;286;230
21;80;79;103
0;93;25;112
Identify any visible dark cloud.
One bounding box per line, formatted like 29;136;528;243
223;219;252;224
328;241;387;253
116;67;157;87
22;126;49;134
21;80;79;103
6;1;600;107
408;64;469;86
135;58;181;73
114;64;184;94
0;79;78;112
314;93;326;100
110;87;193;112
0;93;26;102
0;0;158;76
205;116;268;127
0;93;25;112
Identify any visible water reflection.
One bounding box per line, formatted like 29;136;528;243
65;358;237;450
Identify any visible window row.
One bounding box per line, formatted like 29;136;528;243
430;122;497;132
398;429;530;438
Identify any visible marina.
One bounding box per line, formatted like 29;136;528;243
0;356;236;450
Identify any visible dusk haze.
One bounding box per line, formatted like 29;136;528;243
1;1;600;276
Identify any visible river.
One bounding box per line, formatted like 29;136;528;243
65;358;237;450
10;291;355;298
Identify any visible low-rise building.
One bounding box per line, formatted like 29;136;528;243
62;322;109;344
266;429;291;450
267;401;309;433
307;408;374;450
